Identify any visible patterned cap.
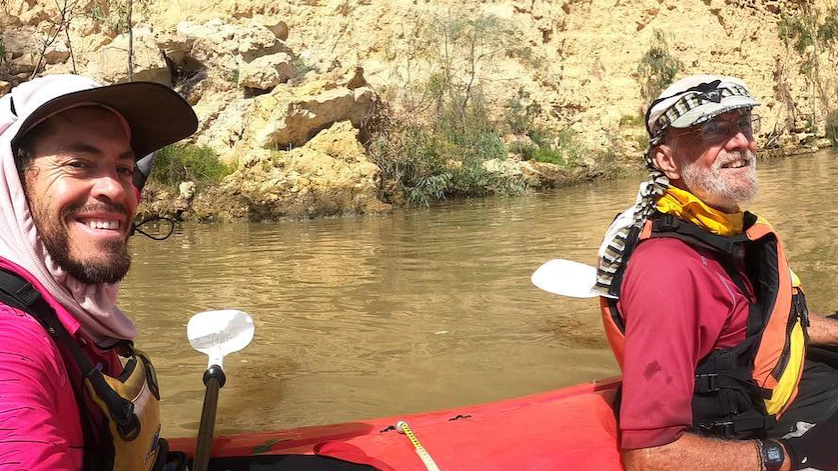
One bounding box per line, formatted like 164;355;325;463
644;74;759;145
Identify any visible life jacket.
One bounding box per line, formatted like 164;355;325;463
0;266;169;471
601;211;809;439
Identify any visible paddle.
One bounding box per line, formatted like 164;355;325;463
188;309;255;471
531;259;613;299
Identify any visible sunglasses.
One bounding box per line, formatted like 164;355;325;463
670;114;761;144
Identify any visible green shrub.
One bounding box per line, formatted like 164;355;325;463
227;68;240;84
293;57;315;75
505;99;531;135
150;144;235;188
777;5;838;121
637;29;683;102
554;128;585;165
634;134;650;151
819;7;838;44
779;12;815;53
367;11;534;205
510;128;586;167
826;109;838;145
531;147;565;165
369;91;530;206
619;114;645;127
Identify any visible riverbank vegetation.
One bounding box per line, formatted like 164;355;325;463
636;29;682;103
141;7;838;218
777;4;838;141
150;144;235;189
366;12;617;206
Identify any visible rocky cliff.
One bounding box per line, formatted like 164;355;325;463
0;0;831;220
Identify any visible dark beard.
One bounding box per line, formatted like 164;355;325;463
33;202;132;285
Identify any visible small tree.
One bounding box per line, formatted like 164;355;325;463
778;5;838;131
368;12;527;205
636;29;683;103
31;0;79;78
127;0;133;81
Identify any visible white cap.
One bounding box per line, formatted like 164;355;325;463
1;74;198;158
645;74;759;139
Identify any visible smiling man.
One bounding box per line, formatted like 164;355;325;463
594;75;838;471
0;75;197;470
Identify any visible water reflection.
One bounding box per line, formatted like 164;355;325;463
121;149;838;436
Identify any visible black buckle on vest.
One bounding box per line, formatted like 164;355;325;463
697;421;736;438
653;213;747;259
695;373;719;392
656;213;681;231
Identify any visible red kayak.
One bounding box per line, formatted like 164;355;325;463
168;377;623;471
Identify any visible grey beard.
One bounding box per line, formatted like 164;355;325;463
680;149;758;212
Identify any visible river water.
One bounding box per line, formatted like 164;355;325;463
120;149;838;437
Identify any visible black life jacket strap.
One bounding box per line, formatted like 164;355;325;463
694;372;772;399
692;411;776;438
712;255;767;339
652;213;767;338
651;213;749;259
0;268;136;432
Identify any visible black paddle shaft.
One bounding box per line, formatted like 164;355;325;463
193;365;227;471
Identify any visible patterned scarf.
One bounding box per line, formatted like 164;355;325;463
593;150;668;298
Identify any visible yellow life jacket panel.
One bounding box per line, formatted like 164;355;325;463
0;267;168;471
601;212;809;438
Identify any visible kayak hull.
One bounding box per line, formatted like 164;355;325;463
169;378;623;471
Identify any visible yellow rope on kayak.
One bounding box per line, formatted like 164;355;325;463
396;420;442;471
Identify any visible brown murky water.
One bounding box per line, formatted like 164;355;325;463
119;149;838;437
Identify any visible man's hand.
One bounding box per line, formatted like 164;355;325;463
781;408;838;471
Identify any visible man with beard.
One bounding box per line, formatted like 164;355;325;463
0;75;197;470
594;75;838;471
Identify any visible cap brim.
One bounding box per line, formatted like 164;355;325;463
669;96;759;129
11;81;198;158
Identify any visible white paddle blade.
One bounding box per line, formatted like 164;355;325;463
531;259;599;298
188;310;255;369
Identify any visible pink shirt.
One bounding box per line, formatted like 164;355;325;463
616;238;753;449
0;258;120;471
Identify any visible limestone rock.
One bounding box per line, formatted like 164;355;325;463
3;27;37;62
43;40;70;65
482;158;568;187
156;31;194;66
305;121;367;161
9;54;36;76
193;94;253;158
268;21;289;41
1;0;834;220
248;80;377;148
343;67;367;90
814;138;833;149
179;181;197;200
175;20;292;77
211;123;388;219
483;158;524;176
88;30;171;84
528;161;571;184
238;53;295;90
18;6;49;26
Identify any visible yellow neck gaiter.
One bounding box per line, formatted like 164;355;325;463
655;187;744;237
